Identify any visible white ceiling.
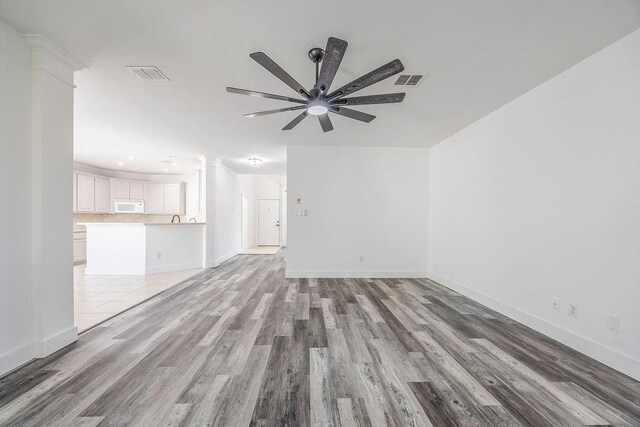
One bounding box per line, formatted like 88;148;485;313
1;0;639;175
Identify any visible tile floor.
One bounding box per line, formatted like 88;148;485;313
238;245;281;255
74;264;203;332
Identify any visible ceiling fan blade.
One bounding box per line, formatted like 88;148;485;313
333;92;405;106
316;37;348;93
331;107;376;123
243;106;306;118
250;52;311;99
318;114;334;132
226;87;306;104
327;59;404;100
282;111;309;130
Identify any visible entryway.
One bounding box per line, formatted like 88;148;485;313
258;199;280;246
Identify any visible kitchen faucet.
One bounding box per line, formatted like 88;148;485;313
171;215;181;223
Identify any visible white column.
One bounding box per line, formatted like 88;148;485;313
201;156;218;268
25;35;85;357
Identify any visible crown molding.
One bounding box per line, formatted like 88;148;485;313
23;34;86;71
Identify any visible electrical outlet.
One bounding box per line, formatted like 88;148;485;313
552;298;561;312
568;303;579;318
156;252;162;259
606;315;620;333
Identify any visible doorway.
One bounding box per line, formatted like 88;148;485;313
258;199;280;246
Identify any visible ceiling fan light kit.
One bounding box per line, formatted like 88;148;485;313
227;37;406;132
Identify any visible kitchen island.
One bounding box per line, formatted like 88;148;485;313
80;223;206;275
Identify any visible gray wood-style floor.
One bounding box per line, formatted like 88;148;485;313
1;252;639;426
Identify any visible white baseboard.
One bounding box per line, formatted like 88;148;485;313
0;326;78;378
0;341;33;378
146;261;204;275
204;260;218;268
85;267;145;275
428;271;640;381
33;325;78;358
285;270;428;279
215;249;239;266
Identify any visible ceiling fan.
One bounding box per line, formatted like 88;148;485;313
226;37;406;132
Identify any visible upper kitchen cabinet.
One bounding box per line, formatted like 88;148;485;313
76;173;111;213
147;183;164;214
114;179;144;200
163;183;183;214
147;182;185;214
76;174;95;212
129;181;144;199
94;177;111;213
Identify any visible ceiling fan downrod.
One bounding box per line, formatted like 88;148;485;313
308;47;324;87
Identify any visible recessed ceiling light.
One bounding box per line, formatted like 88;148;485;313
163;168;169;172
171;162;178;166
248;158;263;167
117;162;124;166
127;156;136;160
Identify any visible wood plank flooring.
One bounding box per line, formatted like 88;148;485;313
1;251;639;426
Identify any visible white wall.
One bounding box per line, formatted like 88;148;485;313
287;146;429;278
281;185;287;246
428;29;640;380
0;19;33;376
0;21;84;376
215;161;242;264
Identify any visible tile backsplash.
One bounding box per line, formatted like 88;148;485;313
73;213;188;230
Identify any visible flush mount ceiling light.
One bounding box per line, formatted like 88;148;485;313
306;101;329;116
227;37;406;133
248;158;263;167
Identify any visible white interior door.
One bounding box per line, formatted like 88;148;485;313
258;199;280;246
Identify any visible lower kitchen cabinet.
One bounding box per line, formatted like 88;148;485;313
73;230;86;263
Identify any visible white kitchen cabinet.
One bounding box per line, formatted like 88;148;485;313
114;179;144;200
163;183;182;214
94;177;111;213
129;181;144;199
76;174;95;212
114;179;130;199
147;183;165;214
147;182;185;214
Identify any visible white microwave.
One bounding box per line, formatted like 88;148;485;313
114;201;144;213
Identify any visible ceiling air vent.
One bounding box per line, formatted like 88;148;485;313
393;73;427;87
127;66;169;81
